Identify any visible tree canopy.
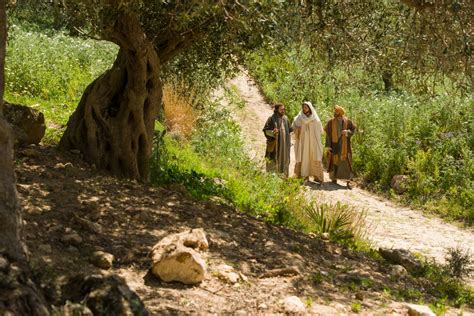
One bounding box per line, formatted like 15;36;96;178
7;0;472;182
271;1;472;92
13;0;472;91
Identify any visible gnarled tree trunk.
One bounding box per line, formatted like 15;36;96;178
59;13;162;181
0;0;24;265
0;119;25;262
0;2;49;314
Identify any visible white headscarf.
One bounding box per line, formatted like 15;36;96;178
293;101;321;126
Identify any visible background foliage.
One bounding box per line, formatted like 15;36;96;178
4;20;117;142
246;46;474;223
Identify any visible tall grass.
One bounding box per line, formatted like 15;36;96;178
162;81;198;139
246;46;474;224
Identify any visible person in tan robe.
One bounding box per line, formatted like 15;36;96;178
325;105;356;188
292;101;324;183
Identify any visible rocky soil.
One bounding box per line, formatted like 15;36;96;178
14;144;470;315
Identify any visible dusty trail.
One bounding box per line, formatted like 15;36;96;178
228;72;474;278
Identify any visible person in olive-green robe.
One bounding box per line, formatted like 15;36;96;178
263;103;292;177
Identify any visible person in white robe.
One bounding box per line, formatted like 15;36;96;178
292;101;324;183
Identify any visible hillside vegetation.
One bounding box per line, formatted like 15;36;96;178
5;20;118;143
246;46;474;224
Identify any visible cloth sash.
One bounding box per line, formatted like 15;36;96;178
330;117;348;163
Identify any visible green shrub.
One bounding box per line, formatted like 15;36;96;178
444;247;473;280
305;202;368;245
418;257;474;308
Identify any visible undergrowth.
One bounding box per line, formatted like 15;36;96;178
416;248;474;309
304;202;368;246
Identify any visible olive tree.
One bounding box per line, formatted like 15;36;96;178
283;0;472;92
56;1;288;181
0;2;50;314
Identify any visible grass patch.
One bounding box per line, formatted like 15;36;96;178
5;22;118;144
351;302;362;313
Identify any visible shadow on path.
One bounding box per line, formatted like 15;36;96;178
305;180;351;192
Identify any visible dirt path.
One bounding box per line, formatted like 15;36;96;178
228;72;474;278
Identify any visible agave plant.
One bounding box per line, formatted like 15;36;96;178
305;202;368;243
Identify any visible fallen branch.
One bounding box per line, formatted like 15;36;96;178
260;266;301;278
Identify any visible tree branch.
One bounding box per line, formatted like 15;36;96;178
73;26;105;42
155;16;215;64
156;30;205;64
399;0;434;11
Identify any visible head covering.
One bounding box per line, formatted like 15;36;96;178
334;105;345;116
293;101;324;162
293;101;321;127
301;101;320;122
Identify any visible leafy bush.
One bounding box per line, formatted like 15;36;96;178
418;256;474;308
444;247;473;280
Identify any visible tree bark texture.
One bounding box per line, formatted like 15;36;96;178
0;0;25;263
59;13;162;181
0;2;49;314
0;0;3;104
0;121;25;262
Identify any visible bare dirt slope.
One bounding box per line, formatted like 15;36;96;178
12;146;415;314
16;144;472;315
227;72;474;277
